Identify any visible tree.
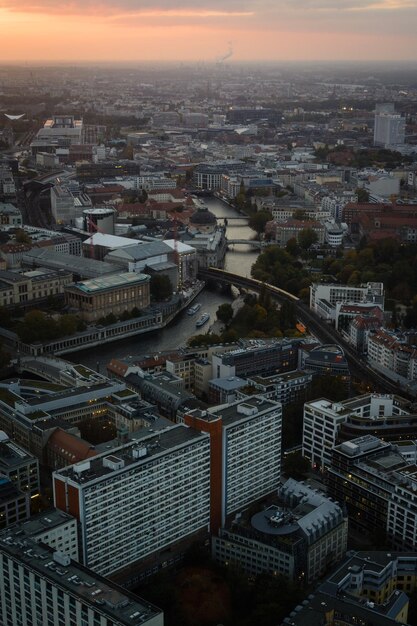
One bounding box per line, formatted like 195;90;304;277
283;452;310;480
356;187;369;202
150;274;173;301
285;237;300;257
216;303;234;325
248;210;273;235
15;229;31;245
293;209;307;221
298;228;318;250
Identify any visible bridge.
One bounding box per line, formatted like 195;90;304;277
216;216;249;221
227;239;266;249
199;267;413;398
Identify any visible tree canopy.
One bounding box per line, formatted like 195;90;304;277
248;210;273;235
150;274;173;301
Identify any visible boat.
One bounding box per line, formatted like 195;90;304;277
187;303;202;316
196;313;210;328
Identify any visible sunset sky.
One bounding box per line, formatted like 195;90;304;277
1;0;417;63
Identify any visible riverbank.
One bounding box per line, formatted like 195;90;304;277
0;282;205;358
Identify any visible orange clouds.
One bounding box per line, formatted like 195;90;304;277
0;1;416;62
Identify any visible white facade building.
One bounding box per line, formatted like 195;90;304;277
0;526;163;626
374;105;405;148
303;394;409;469
53;425;211;579
310;282;384;321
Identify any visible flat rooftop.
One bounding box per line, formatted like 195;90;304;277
211;396;280;427
22;249;120;279
0;531;162;626
56;425;208;484
17;509;75;538
67;272;149;295
0;433;35;468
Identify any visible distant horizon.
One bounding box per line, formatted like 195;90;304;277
1;1;417;64
2;59;417;67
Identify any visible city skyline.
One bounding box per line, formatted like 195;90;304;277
1;0;417;63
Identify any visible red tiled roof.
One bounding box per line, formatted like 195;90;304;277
47;429;97;464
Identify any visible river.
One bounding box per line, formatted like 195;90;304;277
70;197;259;371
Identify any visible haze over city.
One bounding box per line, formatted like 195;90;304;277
1;0;417;62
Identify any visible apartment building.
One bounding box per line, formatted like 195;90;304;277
53;425;211;582
281;551;416;626
184;396;282;531
213;478;347;585
303;393;409;470
0;527;163;626
0;202;22;227
367;328;417;385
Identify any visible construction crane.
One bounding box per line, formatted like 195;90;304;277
87;216;105;260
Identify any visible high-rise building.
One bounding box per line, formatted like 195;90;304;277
53;425;211;584
0;525;163;626
184;396;282;531
374;103;405;147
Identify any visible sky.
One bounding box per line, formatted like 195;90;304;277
1;0;417;63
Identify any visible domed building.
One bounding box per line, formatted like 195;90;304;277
189;206;217;233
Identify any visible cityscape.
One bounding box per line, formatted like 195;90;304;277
1;4;417;626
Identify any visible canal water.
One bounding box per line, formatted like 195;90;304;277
71;198;259;370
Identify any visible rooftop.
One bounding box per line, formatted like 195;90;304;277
210;396;281;427
66;272;149;295
55;424;208;484
0;431;35;468
0;531;162;626
15;508;75;539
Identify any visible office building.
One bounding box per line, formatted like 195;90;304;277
0;378;126;459
53;425;211;582
0;474;30;529
0;430;39;496
310;282;384;322
302;344;350;383
328;435;417;551
0;526;163;626
303;393;409;470
192;162;246;190
213;478;347;585
184;396;282;531
212;338;300;379
12;508;79;560
243;370;313;405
